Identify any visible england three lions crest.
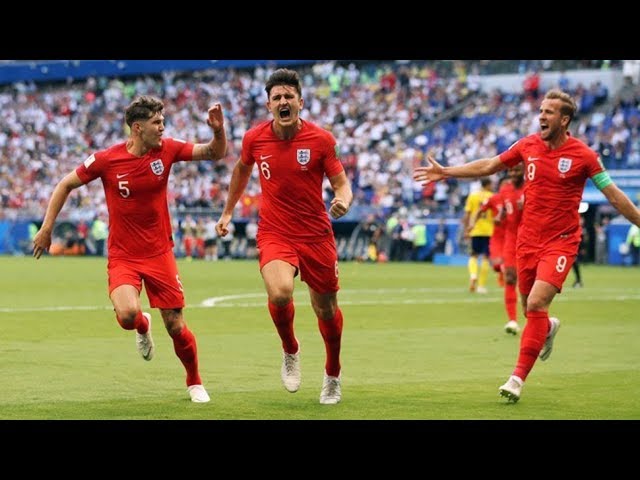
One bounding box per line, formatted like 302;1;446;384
297;149;311;165
150;159;164;175
558;157;572;173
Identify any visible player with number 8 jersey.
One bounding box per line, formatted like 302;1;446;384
413;89;640;402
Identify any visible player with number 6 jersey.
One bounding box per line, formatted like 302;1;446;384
32;96;227;403
241;115;344;242
413;89;640;403
216;68;353;405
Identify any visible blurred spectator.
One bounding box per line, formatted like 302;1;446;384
245;216;258;259
26;220;39;254
523;70;540;100
623;60;640;85
435;218;451;257
91;214;108;256
356;214;383;262
76;220;89;255
397;217;414;261
558;71;570;91
220;220;235;260
626;223;640;265
203;216;218;261
194;217;206;259
594;217;609;265
411;221;428;261
181;214;196;260
572;216;587;288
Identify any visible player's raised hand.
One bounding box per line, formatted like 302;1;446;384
413;153;446;186
329;197;349;219
207;103;224;132
215;212;232;237
32;228;52;260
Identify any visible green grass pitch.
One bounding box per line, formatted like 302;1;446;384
1;256;638;419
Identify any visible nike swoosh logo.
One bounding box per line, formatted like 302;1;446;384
527;157;539;162
116;173;129;179
260;155;273;160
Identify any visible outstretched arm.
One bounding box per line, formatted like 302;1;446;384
602;183;640;226
413;153;506;185
328;171;353;219
192;103;228;161
216;160;253;236
33;171;84;259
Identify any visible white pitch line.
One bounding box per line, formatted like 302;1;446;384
342;287;640;293
192;295;640;308
2;290;639;313
200;293;264;307
0;305;115;313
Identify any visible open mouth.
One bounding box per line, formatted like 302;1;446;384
279;108;291;119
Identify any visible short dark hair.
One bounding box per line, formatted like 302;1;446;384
265;68;302;98
125;96;164;128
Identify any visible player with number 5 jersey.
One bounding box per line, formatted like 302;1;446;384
413;89;640;403
32;96;227;403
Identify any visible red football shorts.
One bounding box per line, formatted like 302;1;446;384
517;239;579;295
258;232;340;294
107;249;185;309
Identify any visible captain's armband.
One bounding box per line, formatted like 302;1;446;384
592;171;613;190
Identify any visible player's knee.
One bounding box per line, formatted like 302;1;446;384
269;291;293;306
166;322;184;337
315;305;337;321
160;308;183;335
115;308;138;329
526;299;547;312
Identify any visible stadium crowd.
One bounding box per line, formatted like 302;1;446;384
1;59;638;233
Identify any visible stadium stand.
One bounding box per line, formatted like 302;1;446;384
1;59;637;264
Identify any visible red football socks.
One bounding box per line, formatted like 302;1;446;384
318;308;343;377
268;300;299;354
171;326;202;386
504;283;518;322
513;310;549;381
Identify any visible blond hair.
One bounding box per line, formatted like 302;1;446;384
544;89;577;124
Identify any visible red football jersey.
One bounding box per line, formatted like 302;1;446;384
499;134;601;247
480;190;505;242
76;138;194;259
241;119;344;242
502;182;524;238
